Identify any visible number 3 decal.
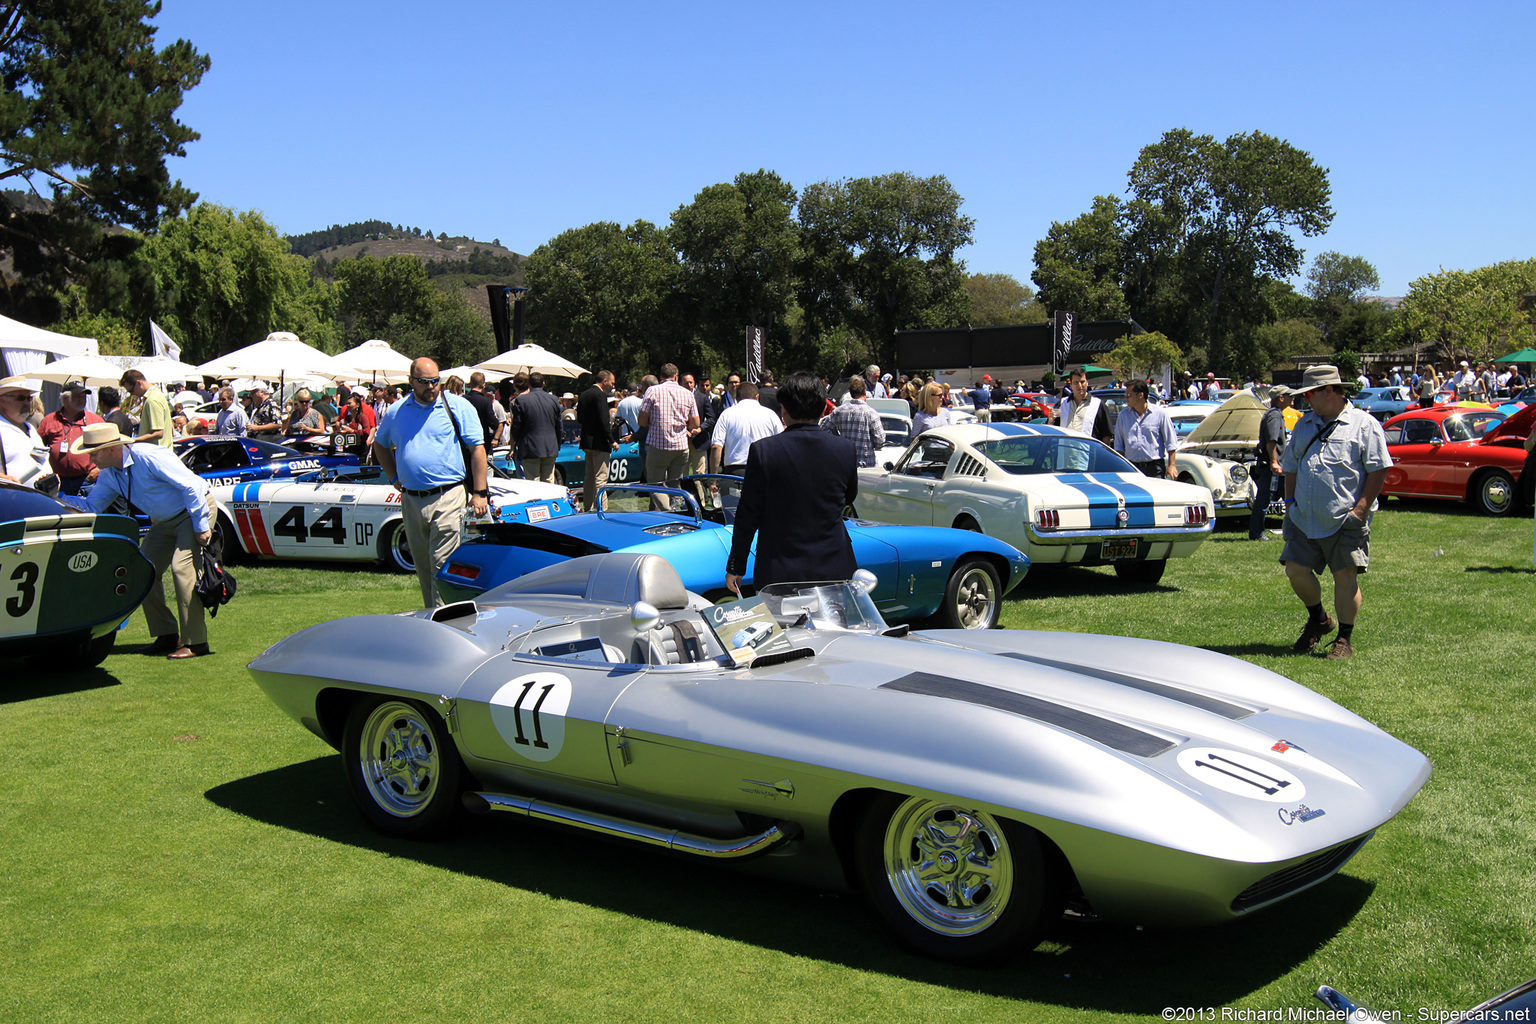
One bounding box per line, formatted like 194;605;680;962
488;673;572;763
6;561;39;617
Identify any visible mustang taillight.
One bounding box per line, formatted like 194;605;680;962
445;562;480;580
1184;505;1210;526
1035;508;1061;530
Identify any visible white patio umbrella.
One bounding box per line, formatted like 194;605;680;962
129;355;206;385
472;343;588;380
337;338;413;384
13;354;133;387
438;365;476;382
198;332;354;388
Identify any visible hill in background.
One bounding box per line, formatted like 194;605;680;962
288;221;526;321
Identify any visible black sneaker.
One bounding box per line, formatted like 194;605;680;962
1293;614;1337;652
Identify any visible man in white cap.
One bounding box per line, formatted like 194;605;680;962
1279;365;1390;660
73;422;217;659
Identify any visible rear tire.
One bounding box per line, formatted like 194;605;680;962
1471;469;1516;516
61;629;116;669
378;521;415;572
1114;559;1167;585
212;513;245;564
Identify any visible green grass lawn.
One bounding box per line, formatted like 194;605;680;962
3;500;1533;1023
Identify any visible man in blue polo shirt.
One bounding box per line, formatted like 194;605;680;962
372;357;490;608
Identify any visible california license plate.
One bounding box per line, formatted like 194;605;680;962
1102;539;1138;560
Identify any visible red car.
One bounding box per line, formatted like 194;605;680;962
1381;404;1534;515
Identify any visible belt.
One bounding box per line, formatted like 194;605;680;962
402;483;457;498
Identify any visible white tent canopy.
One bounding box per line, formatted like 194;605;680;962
0;313;98;358
473;343;588;380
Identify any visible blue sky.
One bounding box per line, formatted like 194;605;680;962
151;1;1534;298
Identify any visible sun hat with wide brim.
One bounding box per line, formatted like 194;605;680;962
70;422;133;455
0;376;40;397
1290;364;1359;395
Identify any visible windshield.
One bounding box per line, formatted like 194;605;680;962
756;580;889;633
973;435;1137;475
1444;411;1505;441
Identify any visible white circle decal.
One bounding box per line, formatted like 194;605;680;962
489;673;572;763
1176;746;1305;803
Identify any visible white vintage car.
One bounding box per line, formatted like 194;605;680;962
856;423;1214;584
211;464;573;571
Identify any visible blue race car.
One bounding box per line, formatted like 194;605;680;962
175;435;360;485
436;476;1030;629
0;482;156;667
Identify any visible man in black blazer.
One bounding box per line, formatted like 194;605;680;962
576;370;618;510
727;371;858;593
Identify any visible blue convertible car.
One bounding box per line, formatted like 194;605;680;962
0;482;156;667
437;477;1030;629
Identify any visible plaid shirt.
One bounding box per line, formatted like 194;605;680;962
821;399;885;467
640;379;695;451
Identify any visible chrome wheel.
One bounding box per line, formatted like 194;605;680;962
942;558;1000;629
343;697;462;838
855;793;1059;962
883;799;1014;937
357;701;442;817
1475;470;1515;516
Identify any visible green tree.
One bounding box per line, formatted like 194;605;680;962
797;172;975;369
1031;195;1130;320
136;204;337;361
962;272;1045;326
1103;330;1184;381
333;254;490;367
0;0;209;322
669;169;800;371
1252;318;1321;371
521;220;681;381
1121;129;1334;371
1305;251;1381;344
1393;259;1536;365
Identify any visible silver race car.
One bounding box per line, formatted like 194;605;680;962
248;552;1430;963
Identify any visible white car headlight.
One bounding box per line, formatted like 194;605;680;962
1230;464;1249;485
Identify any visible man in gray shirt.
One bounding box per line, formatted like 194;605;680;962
1113;380;1177;478
1279;365;1390;660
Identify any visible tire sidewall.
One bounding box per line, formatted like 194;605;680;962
943;557;1000;629
342;696;462;838
379;519;415;572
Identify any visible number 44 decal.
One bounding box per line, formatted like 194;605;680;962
272;506;347;544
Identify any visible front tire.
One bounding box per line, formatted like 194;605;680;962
343;697;463;839
1472;469;1516;516
941;558;1001;629
378;520;415;572
854;793;1060;964
1114;559;1167;585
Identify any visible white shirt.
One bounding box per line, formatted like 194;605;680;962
0;418;50;486
710;398;782;466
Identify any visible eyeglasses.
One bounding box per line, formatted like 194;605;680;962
294;399;310;404
412;377;441;386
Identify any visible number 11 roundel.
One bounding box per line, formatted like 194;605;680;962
489;673;573;762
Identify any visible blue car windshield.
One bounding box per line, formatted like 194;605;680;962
973;435;1137;475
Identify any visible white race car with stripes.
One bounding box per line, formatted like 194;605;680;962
212;465;573;572
856;422;1215;585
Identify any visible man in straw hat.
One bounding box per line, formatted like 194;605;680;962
1278;365;1390;660
73;422;218;659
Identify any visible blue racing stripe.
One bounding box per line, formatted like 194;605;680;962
1050;475;1125;528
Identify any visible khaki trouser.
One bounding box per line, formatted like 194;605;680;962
644;447;689;490
401;485;466;608
140;495;215;645
522;456;558;484
582;449;610;511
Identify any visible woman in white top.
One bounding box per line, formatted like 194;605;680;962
0;381;53;489
911;382;952;436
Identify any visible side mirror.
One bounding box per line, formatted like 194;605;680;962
630;601;661;633
883;461;894;471
851;568;878;593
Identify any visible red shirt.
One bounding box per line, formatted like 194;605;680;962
39;408;104;479
337;403;376;433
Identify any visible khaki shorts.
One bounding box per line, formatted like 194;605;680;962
1280;512;1371;575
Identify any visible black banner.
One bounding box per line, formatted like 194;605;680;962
746;326;764;383
1052;310;1075;373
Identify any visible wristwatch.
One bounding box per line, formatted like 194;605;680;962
473;488;490;498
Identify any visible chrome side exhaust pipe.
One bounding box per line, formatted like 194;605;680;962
463;791;798;860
